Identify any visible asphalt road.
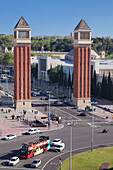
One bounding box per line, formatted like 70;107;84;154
0;82;113;169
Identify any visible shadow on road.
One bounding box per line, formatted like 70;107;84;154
0;149;19;161
23;164;31;168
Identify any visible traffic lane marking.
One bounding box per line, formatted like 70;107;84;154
35;99;80;120
52;107;81;121
42;142;113;170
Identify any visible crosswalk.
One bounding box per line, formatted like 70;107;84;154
62;119;112;127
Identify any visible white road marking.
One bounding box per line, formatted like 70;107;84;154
36;99;81;120
42;142;113;170
53;107;81;121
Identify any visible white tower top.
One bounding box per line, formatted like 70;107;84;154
13;16;31;46
73;18;92;46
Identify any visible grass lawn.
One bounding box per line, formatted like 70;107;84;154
61;147;113;170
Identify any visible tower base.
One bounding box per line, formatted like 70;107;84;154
73;97;91;109
14;100;31;110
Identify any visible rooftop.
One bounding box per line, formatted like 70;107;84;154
14;16;30;29
74;18;91;31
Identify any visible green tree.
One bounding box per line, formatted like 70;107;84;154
68;69;71;87
107;72;112;100
92;70;97;96
1;52;14;65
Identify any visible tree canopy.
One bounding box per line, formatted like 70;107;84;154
0;52;14;65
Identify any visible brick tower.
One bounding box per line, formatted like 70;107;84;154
73;18;92;108
14;16;31;109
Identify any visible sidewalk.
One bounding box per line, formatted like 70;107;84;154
91;98;113;122
0;106;63;138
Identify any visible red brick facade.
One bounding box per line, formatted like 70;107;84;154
73;46;91;99
14;46;31;101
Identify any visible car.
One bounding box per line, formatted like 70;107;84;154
45;97;49;100
31;159;41;168
73;106;80;109
66;122;78;126
8;156;19;166
55;143;65;152
25;128;40;135
77;112;87;116
3;134;17;140
51;139;62;146
102;129;108;133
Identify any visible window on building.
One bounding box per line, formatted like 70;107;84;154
14;31;16;38
40;59;46;71
80;32;90;39
83;100;85;103
23;102;25;105
74;33;78;39
18;31;29;38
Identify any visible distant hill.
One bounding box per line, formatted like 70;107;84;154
1;34;113;57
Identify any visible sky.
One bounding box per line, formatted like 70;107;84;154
0;0;113;37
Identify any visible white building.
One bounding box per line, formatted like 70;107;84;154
38;56;73;81
65;49;100;61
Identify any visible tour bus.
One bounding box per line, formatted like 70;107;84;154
20;136;50;159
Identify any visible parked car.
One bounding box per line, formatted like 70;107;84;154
55;143;65;152
31;159;41;168
25;128;40;135
3;134;17;140
51;139;62;146
77;112;87;116
8;156;19;166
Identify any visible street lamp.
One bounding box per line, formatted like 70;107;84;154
90;101;98;152
48;91;51;129
67;122;75;170
21;86;23;116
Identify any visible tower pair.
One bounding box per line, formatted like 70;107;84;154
14;17;92;109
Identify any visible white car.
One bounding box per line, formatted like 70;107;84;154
31;159;41;168
55;143;65;152
51;139;62;146
8;156;19;166
26;128;40;135
4;134;16;140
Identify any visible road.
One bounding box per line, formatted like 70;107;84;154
0;98;113;170
0;82;113;169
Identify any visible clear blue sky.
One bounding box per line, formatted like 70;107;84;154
0;0;113;37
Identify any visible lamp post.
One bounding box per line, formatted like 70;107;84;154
90;101;98;152
48;91;51;129
68;122;75;170
21;86;23;116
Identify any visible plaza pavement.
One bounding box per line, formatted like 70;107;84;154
93;98;113;121
0;98;113;138
0;107;63;138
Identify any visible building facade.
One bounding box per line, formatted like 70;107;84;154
14;16;31;109
73;19;92;108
